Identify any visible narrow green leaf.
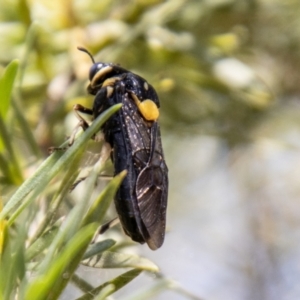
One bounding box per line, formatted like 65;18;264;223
75;269;142;300
40;170;126;298
0;59;23;184
122;277;203;300
4;149;65;224
82;170;127;226
82;251;159;272
25;225;59;262
83;239;116;260
71;274;94;294
0;104;122;223
12;98;41;158
28;153;81;245
121;279;171;300
93;284;115;300
17;22;38;86
37;192;94;274
0;152;12;185
18;0;31;27
0;112;24;184
13;23;42;157
0;59;19;119
25;224;97;300
0;227;26;300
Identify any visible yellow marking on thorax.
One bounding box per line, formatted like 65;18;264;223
102;77;120;87
130;92;159;121
106;86;114;97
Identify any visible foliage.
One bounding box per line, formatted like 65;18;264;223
0;0;210;298
1;0;300;299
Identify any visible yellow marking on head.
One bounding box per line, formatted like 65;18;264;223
144;81;149;90
130;92;159;121
91;65;113;87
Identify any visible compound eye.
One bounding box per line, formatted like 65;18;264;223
89;63;103;81
89;64;114;89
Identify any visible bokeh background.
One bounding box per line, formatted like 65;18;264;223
1;0;300;299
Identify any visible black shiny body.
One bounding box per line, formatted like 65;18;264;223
87;63;168;250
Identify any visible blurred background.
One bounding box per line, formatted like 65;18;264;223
1;0;300;299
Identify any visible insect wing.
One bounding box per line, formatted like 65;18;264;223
122;87;168;250
110;89;147;243
136;151;168;250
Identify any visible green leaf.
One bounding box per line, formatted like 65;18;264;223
28;152;81;245
0;59;19;119
122;277;203;300
0;227;26;300
35;165;125;298
25;224;97;300
25;225;59;262
121;279;171;300
0;104;122;223
93;284;115;300
83;239;116;260
82;251;159;272
82;169;127;226
18;0;31;27
75;269;142;300
0;59;23;184
71;274;94;294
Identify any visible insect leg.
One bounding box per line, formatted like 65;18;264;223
70;173;113;191
68;104;94;146
70;141;112;191
98;217;120;234
48;104;94;152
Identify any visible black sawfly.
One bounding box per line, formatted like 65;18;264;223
75;47;168;250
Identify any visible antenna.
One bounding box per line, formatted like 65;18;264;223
77;46;95;64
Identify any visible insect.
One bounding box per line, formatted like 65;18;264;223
75;47;168;250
